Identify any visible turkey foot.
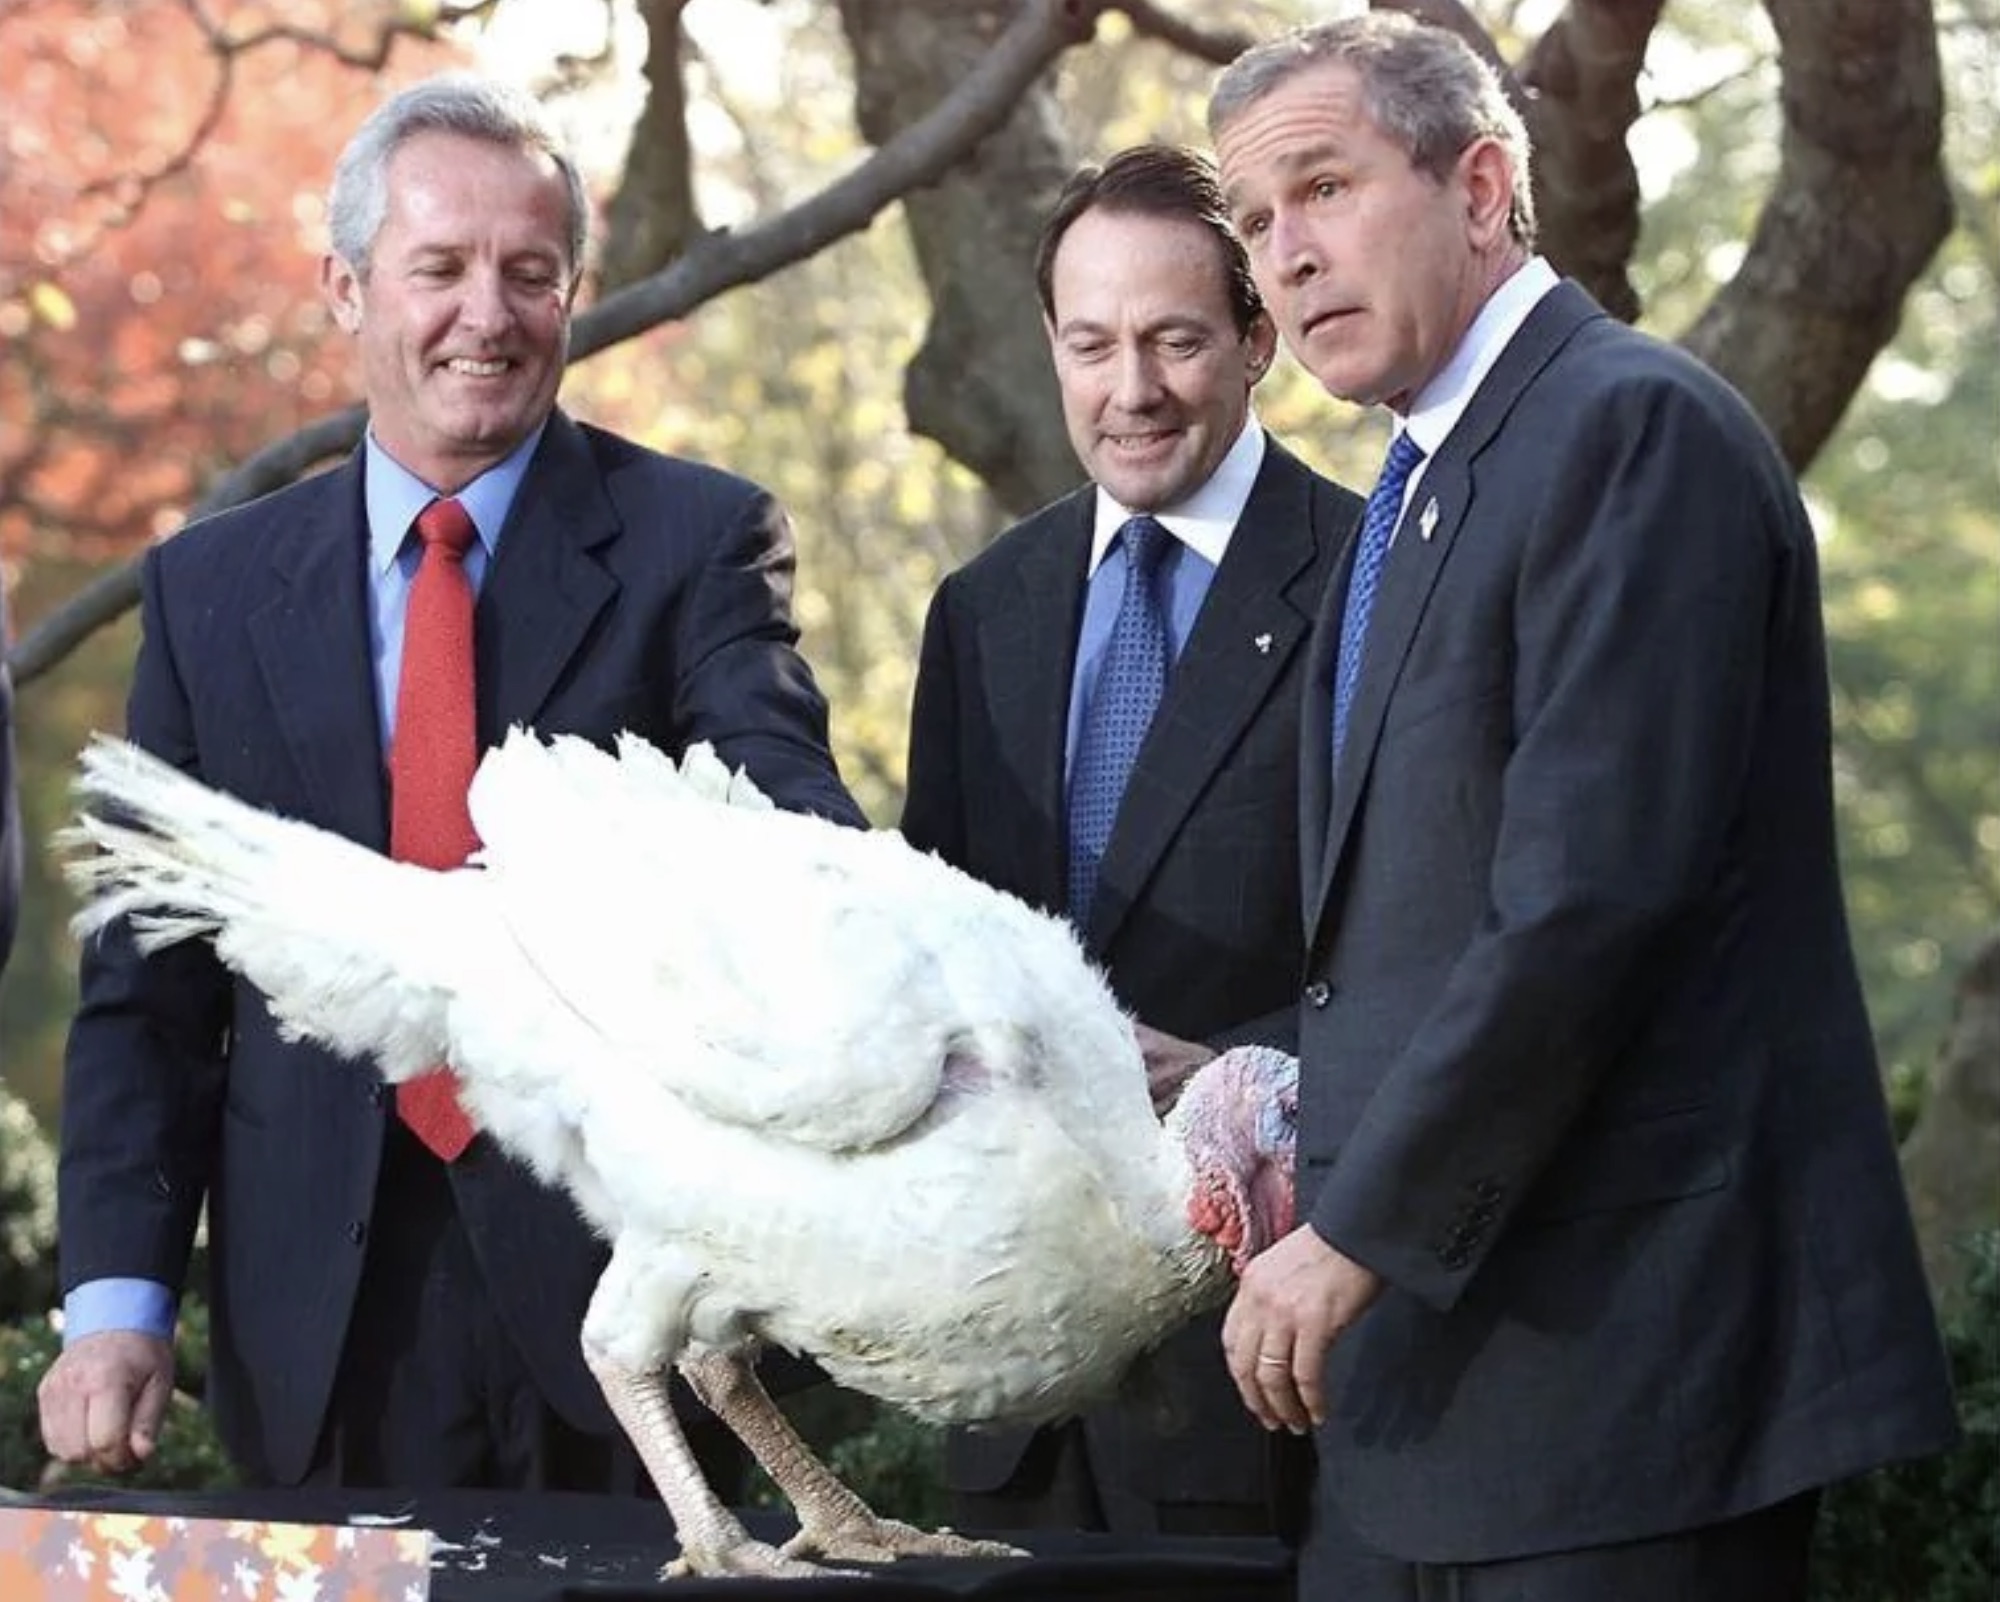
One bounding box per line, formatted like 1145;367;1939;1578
679;1349;1025;1565
586;1348;824;1579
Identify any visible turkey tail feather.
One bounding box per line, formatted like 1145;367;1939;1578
63;734;460;1082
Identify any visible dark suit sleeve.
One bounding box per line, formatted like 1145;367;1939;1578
898;580;965;864
57;546;229;1295
671;488;864;829
0;617;19;975
1311;366;1786;1309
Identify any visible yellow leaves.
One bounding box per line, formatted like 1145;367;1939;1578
27;281;76;330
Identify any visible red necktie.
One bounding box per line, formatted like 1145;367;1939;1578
389;496;480;1161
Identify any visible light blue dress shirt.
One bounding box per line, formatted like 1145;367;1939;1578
1063;419;1267;777
64;427;544;1346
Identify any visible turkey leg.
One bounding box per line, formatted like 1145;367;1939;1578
678;1349;1023;1565
584;1348;823;1579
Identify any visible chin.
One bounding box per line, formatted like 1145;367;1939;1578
1105;473;1192;515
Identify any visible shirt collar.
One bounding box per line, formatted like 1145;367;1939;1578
1087;415;1267;575
1401;257;1560;461
364;422;547;574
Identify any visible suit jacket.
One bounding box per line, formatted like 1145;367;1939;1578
902;438;1361;1522
57;411;862;1486
1295;282;1957;1563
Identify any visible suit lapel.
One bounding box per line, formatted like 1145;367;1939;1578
246;454;391;851
1309;283;1603;933
978;496;1090;911
476;412;621;743
1297;525;1348;924
1088;442;1335;952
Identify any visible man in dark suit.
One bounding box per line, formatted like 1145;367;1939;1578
1209;16;1959;1600
902;145;1361;1537
39;74;860;1494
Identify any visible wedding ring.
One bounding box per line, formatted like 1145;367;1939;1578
1256;1354;1290;1368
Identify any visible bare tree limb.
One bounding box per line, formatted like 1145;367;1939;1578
1109;1;1253;64
11;0;1104;687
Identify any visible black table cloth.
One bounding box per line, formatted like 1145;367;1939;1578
13;1485;1293;1601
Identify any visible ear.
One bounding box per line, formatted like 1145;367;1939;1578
321;254;363;334
1245;310;1278;385
1458;136;1517;251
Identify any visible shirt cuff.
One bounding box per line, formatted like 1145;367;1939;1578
63;1278;177;1344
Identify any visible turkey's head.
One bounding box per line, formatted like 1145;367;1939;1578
1169;1045;1298;1275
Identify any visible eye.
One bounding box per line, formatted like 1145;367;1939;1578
1311;176;1344;202
1235;212;1270;242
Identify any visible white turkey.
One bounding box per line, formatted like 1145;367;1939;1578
62;729;1300;1580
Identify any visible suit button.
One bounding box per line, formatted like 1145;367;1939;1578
1303;980;1332;1008
346;1220;367;1246
368;1083;388;1108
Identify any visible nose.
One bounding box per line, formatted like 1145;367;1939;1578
1267;209;1321;286
456;264;513;333
1110;344;1165;410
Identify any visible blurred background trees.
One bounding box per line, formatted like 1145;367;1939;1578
0;0;1994;1582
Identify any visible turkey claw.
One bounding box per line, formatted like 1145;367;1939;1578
663;1536;829;1580
783;1516;1025;1565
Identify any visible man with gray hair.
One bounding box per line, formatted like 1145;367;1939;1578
41;72;860;1494
1210;14;1956;1599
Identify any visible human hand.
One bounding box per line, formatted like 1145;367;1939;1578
1222;1224;1381;1432
1133;1022;1216;1112
38;1329;176;1475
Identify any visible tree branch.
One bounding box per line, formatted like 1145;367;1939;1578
1109;1;1253;64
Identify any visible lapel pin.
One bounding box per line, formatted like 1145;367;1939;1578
1419;498;1440;542
1253;632;1273;655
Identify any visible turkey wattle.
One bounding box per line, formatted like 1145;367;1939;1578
63;729;1299;1579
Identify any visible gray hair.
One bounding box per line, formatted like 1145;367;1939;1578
327;74;589;278
1208;13;1537;249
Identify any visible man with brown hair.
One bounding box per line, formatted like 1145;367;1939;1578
904;143;1361;1537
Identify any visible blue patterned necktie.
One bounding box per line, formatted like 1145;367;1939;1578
1068;515;1172;923
1332;430;1426;766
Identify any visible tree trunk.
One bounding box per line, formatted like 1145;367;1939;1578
1902;927;2000;1308
836;0;1081;518
1682;0;1951;469
596;0;701;296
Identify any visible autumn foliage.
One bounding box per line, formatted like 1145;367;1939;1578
0;1;459;570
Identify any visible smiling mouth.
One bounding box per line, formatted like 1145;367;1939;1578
1105;429;1180;452
443;357;512;378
